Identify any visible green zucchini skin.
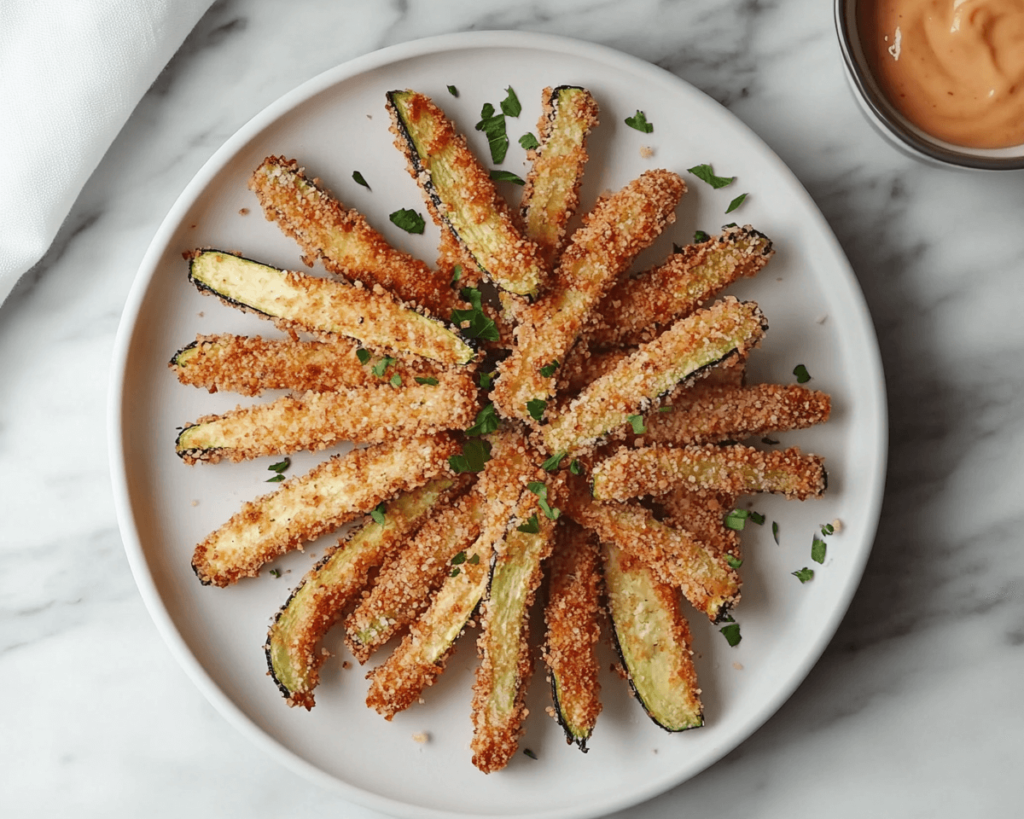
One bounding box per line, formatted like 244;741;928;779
187;249;478;365
601;539;704;733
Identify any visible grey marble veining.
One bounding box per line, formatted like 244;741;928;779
3;0;1023;816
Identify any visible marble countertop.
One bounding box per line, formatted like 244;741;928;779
3;0;1023;816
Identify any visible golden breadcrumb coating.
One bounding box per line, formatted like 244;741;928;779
659;487;740;561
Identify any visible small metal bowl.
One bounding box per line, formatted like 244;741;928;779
835;0;1024;171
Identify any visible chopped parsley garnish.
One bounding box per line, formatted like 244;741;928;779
542;451;567;471
811;537;827;564
460;286;483;310
569;459;582;476
478;371;493;389
390;373;402;387
389;208;426;234
518;132;540;150
517;514;541;534
370;502;387;526
725;554;743;569
724;509;749;531
723;222;738;228
658;405;673;413
500;86;522;118
475;102;510;164
356;348;371;365
726;193;748;213
792;567;814;583
450;567;461;577
749;510;765;525
464;404;499;437
266;474;285;483
793;364;811;383
451;264;463;285
372;356;397;378
528;481;561;520
694;230;711;243
489;170;525;185
269;568;282;578
720;623;742;647
526;398;547;422
268;458;291;473
451;551;467;565
451;287;499;341
773;521;780;544
449;439;492;473
469;553;480;564
523;748;538;760
352;171;370;189
627;414;647;434
415;376;439;386
687;164;734;189
821;522;835;536
624;110;654;133
447;85;458;97
539;360;560;378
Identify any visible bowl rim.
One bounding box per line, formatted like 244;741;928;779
834;0;1024;171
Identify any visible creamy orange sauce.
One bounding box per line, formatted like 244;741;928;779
859;0;1024;148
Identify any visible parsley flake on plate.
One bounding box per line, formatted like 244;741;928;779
725;554;743;569
447;85;458;97
687;163;734;189
370;502;387;526
449;439;492;474
811;537;827;564
389;208;426;234
464;404;500;437
724;509;749;531
518;132;540;150
352;171;370;189
793;364;811;383
489;170;525;186
792;567;814;583
625;110;654;133
526;398;547;422
720;623;742;647
475;102;509;164
726;193;747;213
694;230;710;243
517;514;541;534
268;458;290;474
541;451;567;472
500;86;522;118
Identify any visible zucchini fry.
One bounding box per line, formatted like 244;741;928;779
175;373;477;464
520;86;600;267
365;433;541;719
187;250;476;366
191;433;458;587
659;488;740;562
568;493;740;622
265;477;464;709
601;538;703;731
637;384;832;447
171;334;441;396
591;443;828;503
543;520;602;751
588;225;774;348
249;156;464;317
386;90;547;299
542;298;767;455
493;170;686;424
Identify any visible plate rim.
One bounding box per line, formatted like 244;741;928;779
108;29;888;819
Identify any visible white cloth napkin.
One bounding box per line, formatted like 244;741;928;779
0;0;214;306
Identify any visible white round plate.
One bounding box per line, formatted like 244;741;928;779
110;31;886;819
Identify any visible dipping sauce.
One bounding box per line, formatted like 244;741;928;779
859;0;1024;148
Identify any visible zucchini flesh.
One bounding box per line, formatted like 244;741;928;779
542;297;767;455
589;225;774;348
190;433;458;587
188;250;476;366
493;170;686;424
386;90;547;299
471;492;557;773
264;477;458;709
249;156;464;317
175;373;477;463
591;443;828;503
568;494;739;622
601;538;704;732
520;86;600;267
543;520;602;750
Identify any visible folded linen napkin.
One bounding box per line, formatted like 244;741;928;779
0;0;214;306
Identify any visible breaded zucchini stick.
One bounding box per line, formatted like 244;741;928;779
659;488;740;562
187;250;476;366
568;493;740;622
387;90;547;299
601;537;703;731
365;432;541;719
493;170;687;424
543;519;602;751
191;433;458;587
264;477;464;709
170;334;441;396
249;156;465;317
520;86;600;268
636;383;832;447
175;372;478;464
470;487;558;773
542;298;767;456
588;225;774;348
591;443;827;503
